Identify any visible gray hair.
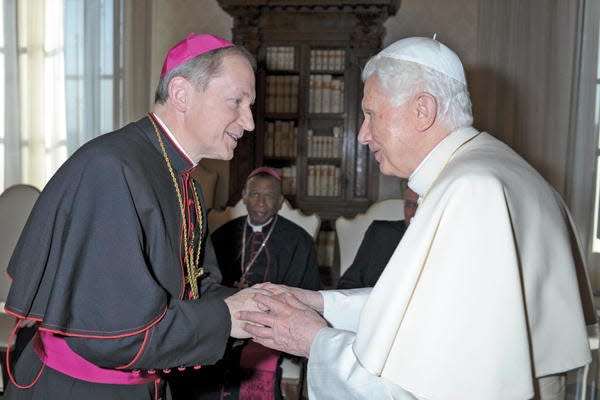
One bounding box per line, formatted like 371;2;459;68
362;56;473;130
154;45;256;104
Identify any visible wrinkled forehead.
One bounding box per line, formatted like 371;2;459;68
362;76;388;107
215;54;256;98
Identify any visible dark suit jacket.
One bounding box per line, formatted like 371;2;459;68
337;219;407;289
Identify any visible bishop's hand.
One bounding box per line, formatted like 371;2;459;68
225;287;271;338
238;291;327;358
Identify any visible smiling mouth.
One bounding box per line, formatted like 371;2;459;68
226;132;242;142
371;148;382;162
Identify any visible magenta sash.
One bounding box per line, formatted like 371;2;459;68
239;341;280;400
33;331;155;385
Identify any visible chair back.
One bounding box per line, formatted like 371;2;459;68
335;198;404;276
207;200;247;233
208;198;320;240
0;184;40;304
278;199;320;240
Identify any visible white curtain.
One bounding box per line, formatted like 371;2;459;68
0;0;146;193
1;0;66;191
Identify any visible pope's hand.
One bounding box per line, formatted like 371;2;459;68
238;292;327;357
252;282;324;313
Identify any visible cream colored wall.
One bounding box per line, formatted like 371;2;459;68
384;0;479;65
150;0;233;210
378;0;480;200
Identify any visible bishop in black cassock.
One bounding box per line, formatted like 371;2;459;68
337;187;418;289
213;215;321;290
3;34;258;400
337;219;406;289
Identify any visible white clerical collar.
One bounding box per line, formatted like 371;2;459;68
408;127;479;198
247;216;274;232
150;112;197;166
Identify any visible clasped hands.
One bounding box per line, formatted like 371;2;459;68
224;283;327;358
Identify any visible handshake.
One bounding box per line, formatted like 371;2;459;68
224;283;327;358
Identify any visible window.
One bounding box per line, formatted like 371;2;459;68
0;0;123;192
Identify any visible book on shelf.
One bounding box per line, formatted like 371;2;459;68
321;74;331;113
266;46;295;70
266;76;299;113
306;165;341;197
309;74;344;114
307;165;315;196
334;167;341;196
332;126;342;158
265;121;297;158
306;126;343;159
269;165;297;196
310;49;345;72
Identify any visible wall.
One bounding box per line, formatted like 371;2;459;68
150;0;233;209
472;0;599;286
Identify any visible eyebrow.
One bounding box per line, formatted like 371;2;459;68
241;90;256;105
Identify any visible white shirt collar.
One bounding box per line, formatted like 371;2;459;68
247;216;274;232
150;112;197;166
408;127;479;198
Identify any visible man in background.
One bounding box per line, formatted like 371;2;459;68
212;167;320;290
170;166;320;399
3;33;264;400
337;187;418;289
238;37;596;400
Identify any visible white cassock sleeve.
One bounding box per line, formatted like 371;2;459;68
308;288;418;399
307;328;417;399
320;288;371;331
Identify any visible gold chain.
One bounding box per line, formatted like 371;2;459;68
148;113;204;299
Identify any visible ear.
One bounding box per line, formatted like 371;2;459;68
413;92;437;132
276;194;284;211
241;189;248;205
167;77;192;113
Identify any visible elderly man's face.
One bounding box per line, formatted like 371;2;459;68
186;53;256;160
242;176;283;226
358;76;418;178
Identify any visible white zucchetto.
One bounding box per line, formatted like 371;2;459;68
377;37;467;85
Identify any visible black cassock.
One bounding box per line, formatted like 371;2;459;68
337;219;407;289
3;115;235;400
212;216;321;290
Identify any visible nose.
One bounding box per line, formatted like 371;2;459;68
239;105;255;132
357;119;370;145
256;195;267;207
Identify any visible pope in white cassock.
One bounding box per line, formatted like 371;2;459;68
235;37;597;400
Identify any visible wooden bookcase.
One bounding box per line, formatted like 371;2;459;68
218;0;398;285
